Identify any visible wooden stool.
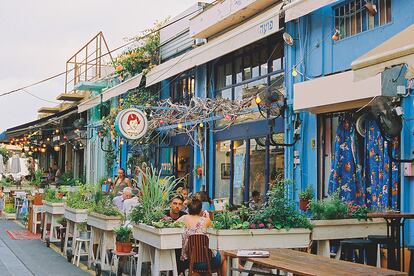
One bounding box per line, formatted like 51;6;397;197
408;246;414;276
73;237;90;267
368;235;396;268
339;239;377;266
110;250;135;276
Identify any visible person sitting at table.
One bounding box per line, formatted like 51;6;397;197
113;168;131;196
112;187;132;211
178;198;227;275
122;188;139;217
176;186;189;210
165;194;187;221
249;190;262;210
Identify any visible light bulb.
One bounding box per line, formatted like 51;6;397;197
255;96;262;104
120;140;125;145
199;122;204;128
292;67;298;77
177;123;183;129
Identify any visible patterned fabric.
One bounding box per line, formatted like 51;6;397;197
329;115;364;205
365;119;399;209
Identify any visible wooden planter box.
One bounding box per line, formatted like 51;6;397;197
132;223;184;250
42;201;65;215
87;212;122;231
207;228;312;250
311;218;387;240
64;205;88;223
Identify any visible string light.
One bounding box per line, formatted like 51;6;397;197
177;123;183;129
255;95;262;104
55;129;60;134
199;122;204;128
292;67;298;77
53;145;60;152
120;139;125;145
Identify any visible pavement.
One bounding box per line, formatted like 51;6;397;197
0;219;89;276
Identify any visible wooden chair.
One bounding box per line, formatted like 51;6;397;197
188;234;220;276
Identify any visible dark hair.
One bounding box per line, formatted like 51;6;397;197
188;199;202;215
197;191;210;202
170;194;184;203
118;168;125;173
252;190;260;197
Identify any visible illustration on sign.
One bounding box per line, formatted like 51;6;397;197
115;108;148;140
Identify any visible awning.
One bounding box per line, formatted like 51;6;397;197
284;0;338;22
146;3;283;87
78;73;143;113
7;106;78;137
293;71;383;114
352;24;414;81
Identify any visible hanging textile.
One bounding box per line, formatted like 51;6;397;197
329;115;364;205
365;119;399;210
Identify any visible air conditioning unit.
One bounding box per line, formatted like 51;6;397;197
194;38;207;47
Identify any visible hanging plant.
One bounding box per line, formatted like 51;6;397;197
0;146;11;165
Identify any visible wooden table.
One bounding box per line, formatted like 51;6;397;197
368;212;414;271
224;249;406;276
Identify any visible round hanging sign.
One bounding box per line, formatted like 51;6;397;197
115;108;148;140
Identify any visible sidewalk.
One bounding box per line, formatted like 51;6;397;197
0;219;89;276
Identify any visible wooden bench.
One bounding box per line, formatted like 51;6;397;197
223;248;407;276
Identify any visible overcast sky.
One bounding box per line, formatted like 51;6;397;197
0;0;199;132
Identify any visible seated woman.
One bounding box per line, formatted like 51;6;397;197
178;199;227;275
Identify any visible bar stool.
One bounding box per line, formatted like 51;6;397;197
339;239;377;266
110;250;135;276
72;237;90;267
368;235;396;268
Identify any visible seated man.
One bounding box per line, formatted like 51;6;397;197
165;194;186;221
112;187;132;211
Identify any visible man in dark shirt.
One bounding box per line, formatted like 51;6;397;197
165;194;186;220
165;194;188;274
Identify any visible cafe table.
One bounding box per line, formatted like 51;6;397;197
367;212;414;271
223;249;407;276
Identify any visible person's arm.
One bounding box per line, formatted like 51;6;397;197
204;217;212;228
125;178;132;187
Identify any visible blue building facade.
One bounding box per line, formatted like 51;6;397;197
285;0;414;244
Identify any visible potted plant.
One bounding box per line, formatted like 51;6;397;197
299;186;313;211
208;182;312;250
78;222;90;239
64;185;94;223
87;196;123;231
114;225;132;253
309;191;387;256
43;188;65;214
130;166;183;249
4;206;16;220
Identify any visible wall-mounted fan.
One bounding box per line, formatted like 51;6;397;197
370;97;402;140
255;85;286;119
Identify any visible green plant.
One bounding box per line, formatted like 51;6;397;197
78;222;88;232
212;212;250;230
130;166;179;225
43;188;64;203
299;186;313;201
309;190;349;220
151;217;185;229
0;146;11;165
249;181;313;230
114;225;132;242
32;169;43;187
66;185;96;210
349;204;371;221
91;196;122;217
4;206;15;214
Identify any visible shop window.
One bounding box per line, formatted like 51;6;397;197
249;139;266;198
334;0;392;40
233;140;246;205
170;72;195;104
213;34;284;103
215;141;231;200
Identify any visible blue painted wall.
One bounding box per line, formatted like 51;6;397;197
285;0;414;243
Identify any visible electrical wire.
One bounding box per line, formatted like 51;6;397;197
22;89;60;104
0;1;219;98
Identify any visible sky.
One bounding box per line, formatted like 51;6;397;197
0;0;199;132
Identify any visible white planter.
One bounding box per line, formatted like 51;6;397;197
87;212;122;231
42;201;65;215
311;218;387;240
64;205;88;223
132;223;184;250
207;228;311;250
5;213;16;220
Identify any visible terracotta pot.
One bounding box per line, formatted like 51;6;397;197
121;242;132;253
299;199;309;211
34;193;43;205
115;241;123;252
